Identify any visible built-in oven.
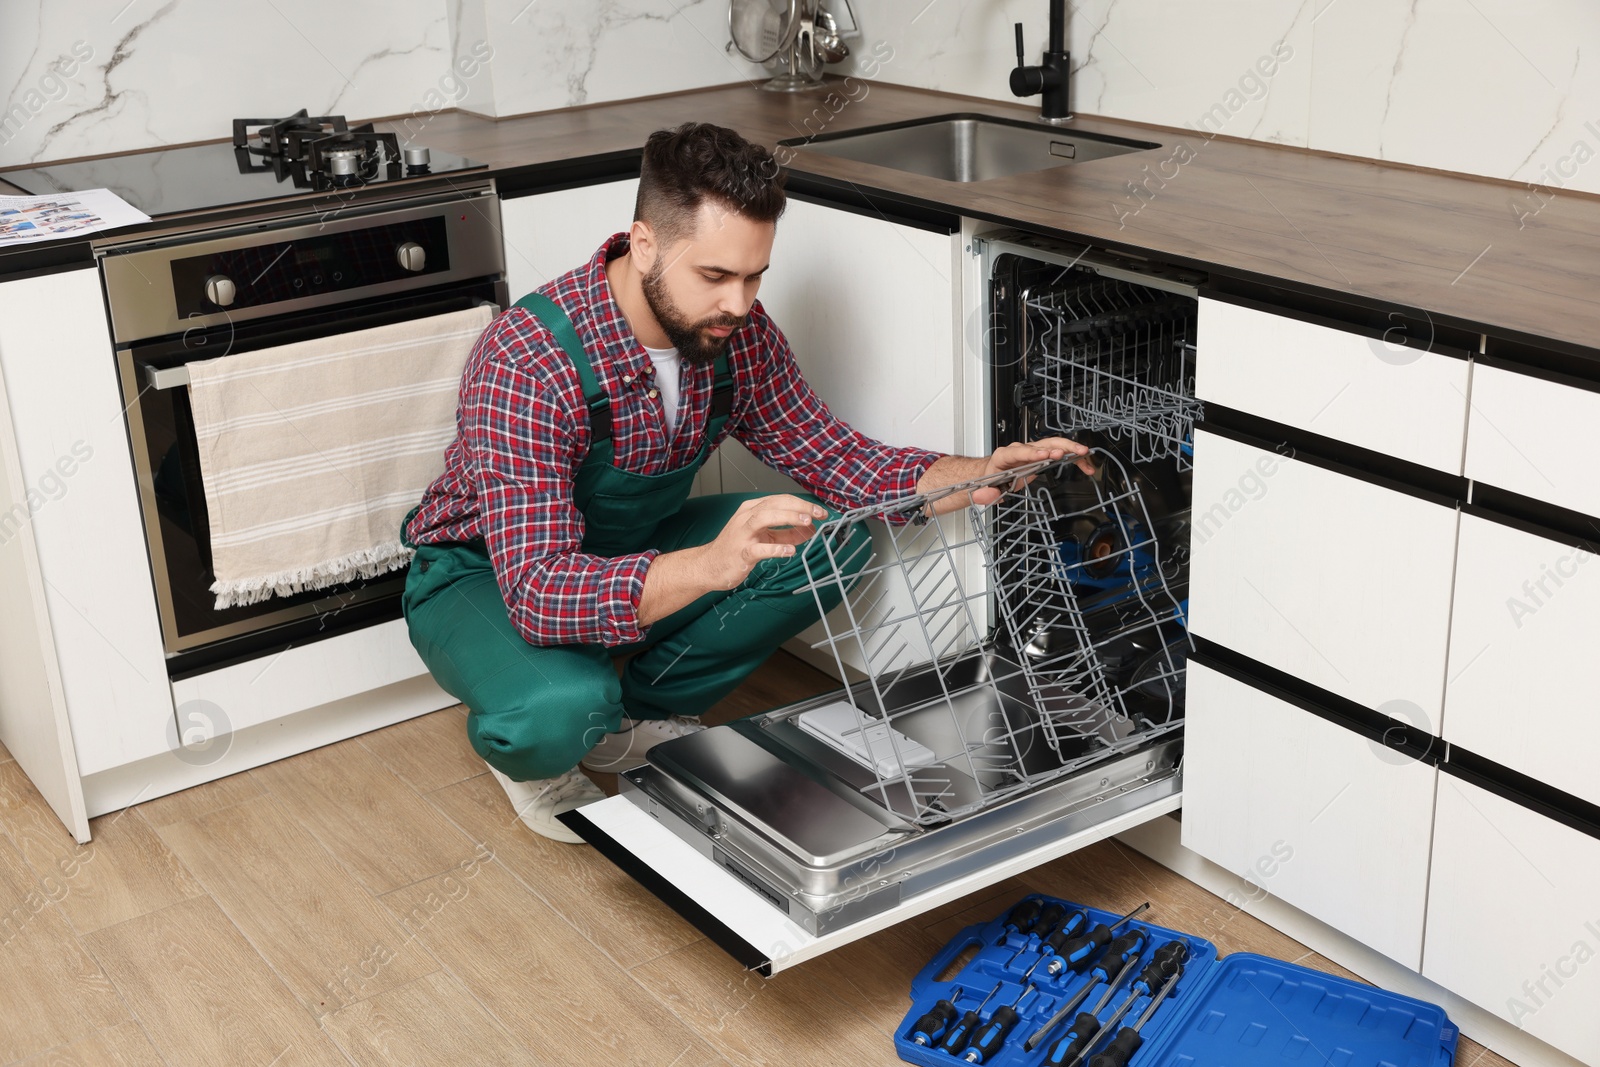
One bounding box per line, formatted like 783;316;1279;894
101;182;507;676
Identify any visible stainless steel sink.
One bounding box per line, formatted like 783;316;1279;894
782;113;1160;183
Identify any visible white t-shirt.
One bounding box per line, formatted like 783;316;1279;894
642;344;683;436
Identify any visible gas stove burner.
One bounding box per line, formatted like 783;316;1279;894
306;128;401;180
232;109;348;158
231;109;407;190
323;146;365;177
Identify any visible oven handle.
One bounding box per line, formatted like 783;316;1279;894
141;299;504;391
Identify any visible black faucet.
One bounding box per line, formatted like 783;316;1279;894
1009;2;1071;123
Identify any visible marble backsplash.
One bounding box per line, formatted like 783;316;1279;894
832;0;1600;197
0;0;458;165
3;0;1597;203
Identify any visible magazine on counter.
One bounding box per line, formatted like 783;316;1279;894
0;189;150;243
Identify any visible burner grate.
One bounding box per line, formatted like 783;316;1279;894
231;109;405;190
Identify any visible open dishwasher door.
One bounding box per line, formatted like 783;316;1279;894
566;233;1204;974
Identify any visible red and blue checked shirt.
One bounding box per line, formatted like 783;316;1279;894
406;233;943;648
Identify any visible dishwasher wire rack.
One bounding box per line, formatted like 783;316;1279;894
1026;274;1203;468
793;452;1188;826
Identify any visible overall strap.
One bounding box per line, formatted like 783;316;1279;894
706;351;735;443
515;292;613;445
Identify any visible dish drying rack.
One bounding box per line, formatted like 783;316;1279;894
1025;273;1202;468
791;452;1189;827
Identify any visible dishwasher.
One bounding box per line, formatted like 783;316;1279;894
567;231;1207;972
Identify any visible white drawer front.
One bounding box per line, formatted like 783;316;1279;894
1465;363;1600;517
1181;661;1436;968
1424;778;1600;1065
171;618;430;734
1196;297;1469;473
1444;513;1600;807
1188;429;1458;731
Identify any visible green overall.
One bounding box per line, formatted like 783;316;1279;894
401;292;872;782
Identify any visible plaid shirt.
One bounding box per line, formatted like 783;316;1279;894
407;234;943;648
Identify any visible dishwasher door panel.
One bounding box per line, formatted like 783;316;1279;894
564;770;1181;975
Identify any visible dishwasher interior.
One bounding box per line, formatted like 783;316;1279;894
620;231;1206;935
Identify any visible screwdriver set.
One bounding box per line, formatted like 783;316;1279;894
895;895;1458;1067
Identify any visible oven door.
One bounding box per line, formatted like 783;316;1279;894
117;278;504;675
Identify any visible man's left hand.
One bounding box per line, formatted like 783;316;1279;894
917;437;1095;517
968;438;1095;507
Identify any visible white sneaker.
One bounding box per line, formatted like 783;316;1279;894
580;716;705;772
485;763;605;845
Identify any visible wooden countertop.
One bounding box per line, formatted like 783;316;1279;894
6;81;1596;356
405;81;1597;356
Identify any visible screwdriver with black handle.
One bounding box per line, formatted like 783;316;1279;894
1031;901;1068;940
1025;949;1143;1052
935;983;1003;1055
1006;906;1089;970
960;983;1038;1064
907;985;963;1047
1034;952;1144;1066
1028;903;1151;981
1061;955;1184;1067
1086;967;1184;1067
1129;940;1187;998
995;898;1044;944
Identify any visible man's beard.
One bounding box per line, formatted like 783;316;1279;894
641;263;744;365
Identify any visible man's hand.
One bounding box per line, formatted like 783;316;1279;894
917;437;1095;516
697;494;827;588
637;495;827;626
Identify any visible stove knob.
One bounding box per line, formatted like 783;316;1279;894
205;275;237;307
396;241;426;272
403;145;431;168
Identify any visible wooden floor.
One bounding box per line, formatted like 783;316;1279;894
0;651;1517;1067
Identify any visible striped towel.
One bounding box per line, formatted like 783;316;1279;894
186;305;493;608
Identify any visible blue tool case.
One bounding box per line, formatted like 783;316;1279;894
895;895;1458;1067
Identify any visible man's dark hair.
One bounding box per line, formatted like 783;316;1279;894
635;123;786;247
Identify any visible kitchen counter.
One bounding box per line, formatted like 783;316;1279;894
5;80;1597;356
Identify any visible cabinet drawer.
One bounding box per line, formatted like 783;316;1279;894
1444;512;1600;806
1188;429;1458;730
1181;660;1436;968
1465;362;1600;518
1424;777;1600;1065
1196;296;1469;473
170;618;430;733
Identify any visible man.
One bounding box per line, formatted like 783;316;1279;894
403;122;1089;843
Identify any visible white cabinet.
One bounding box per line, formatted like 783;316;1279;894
1464;362;1600;517
0;267;177;839
1443;513;1600;807
1187;428;1459;730
1196;296;1470;473
1181;661;1437;968
498;178;640;307
1423;777;1600;1065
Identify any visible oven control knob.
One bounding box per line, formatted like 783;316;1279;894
205;275;237;307
396;242;427;272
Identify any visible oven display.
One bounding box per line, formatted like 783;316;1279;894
171;216;450;315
